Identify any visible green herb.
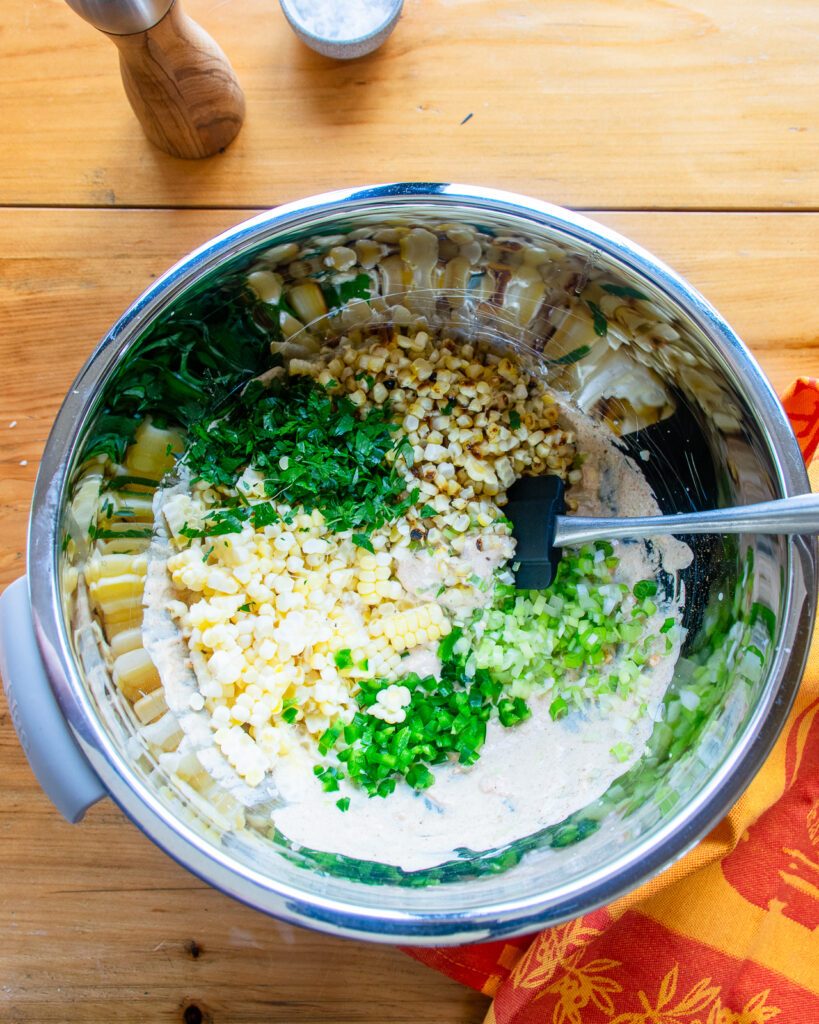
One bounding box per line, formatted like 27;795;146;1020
82;270;274;464
509;411;521;430
251;502;280;528
601;283;649;301
180;507;249;539
586;301;608;336
352;533;375;553
549;344;592;366
660;617;675;633
336;797;351;812
355;372;376;389
441;401;455;415
322;272;372;309
183;374;415;536
100;474;160;492
239;602;252;613
419;506;437;519
88;525;153;540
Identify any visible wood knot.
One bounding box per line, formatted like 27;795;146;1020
185;939;203;960
182;1002;212;1024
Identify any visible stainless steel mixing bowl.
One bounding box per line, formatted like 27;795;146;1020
1;183;815;944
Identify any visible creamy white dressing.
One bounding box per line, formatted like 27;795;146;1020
399;644;442;679
142;408;691;871
273;645;675;869
395;531;515;619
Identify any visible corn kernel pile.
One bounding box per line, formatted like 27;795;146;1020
159;325;577;787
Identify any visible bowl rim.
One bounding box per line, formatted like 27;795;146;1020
27;182;818;944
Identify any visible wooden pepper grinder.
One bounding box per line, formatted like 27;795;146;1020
65;0;245;159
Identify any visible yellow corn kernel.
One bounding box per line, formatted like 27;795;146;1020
101;610;143;639
133;687;168;725
288;281;327;323
140;710;183;752
85;552;147;583
88;573;145;608
109;627;144;660
98;537;152;556
125;418;183;477
113;647;162;701
382;603;451;652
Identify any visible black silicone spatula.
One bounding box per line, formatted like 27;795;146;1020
504;475;819;590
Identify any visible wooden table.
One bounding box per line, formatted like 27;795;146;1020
1;2;817;1021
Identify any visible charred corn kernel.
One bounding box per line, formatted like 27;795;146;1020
247;269;283;304
288;281;327;322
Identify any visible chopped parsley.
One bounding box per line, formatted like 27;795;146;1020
548;344;592;366
586;301;608;336
88;525;152;540
321;272;372;310
82;271;274;464
183;374;418;536
601;282;649;301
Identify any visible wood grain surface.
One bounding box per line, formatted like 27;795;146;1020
2;0;819;1021
1;207;817;1023
3;0;819;210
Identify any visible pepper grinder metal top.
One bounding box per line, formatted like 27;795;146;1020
63;0;245;159
64;0;173;35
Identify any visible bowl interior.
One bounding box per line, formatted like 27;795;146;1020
49;189;814;940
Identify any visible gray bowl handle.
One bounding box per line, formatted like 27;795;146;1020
0;577;106;822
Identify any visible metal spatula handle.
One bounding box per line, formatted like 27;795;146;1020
554;491;819;547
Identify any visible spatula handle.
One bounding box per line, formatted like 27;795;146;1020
554;491;819;547
105;0;245;159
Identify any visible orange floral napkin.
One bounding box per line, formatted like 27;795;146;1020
407;379;819;1022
